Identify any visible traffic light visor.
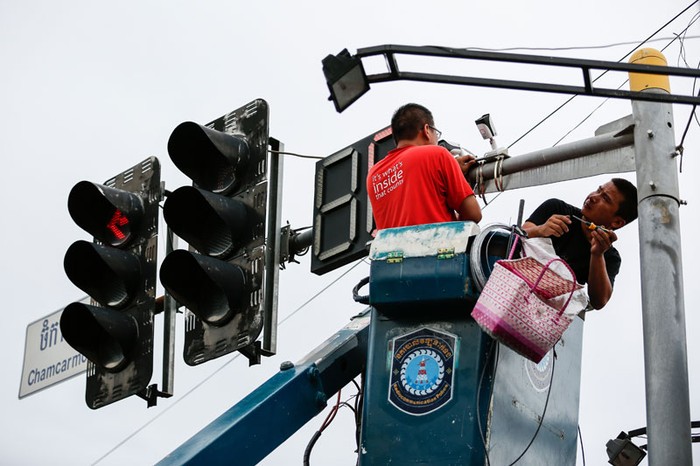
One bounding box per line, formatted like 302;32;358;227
168;122;250;195
64;240;142;308
60;302;138;372
163;186;251;258
160;250;247;326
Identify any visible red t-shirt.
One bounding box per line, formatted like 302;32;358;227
367;145;475;230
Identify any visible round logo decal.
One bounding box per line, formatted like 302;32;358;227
400;348;445;396
389;328;457;415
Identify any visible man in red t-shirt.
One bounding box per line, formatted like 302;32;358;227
367;103;482;230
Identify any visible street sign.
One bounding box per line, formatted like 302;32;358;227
19;298;88;398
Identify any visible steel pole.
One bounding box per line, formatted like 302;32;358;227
162;225;177;396
630;49;691;465
262;138;284;356
465;122;635;193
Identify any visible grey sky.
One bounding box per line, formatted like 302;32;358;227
1;1;699;464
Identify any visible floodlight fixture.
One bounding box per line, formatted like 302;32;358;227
606;431;647;466
322;49;370;113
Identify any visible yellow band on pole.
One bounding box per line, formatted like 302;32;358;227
629;48;670;93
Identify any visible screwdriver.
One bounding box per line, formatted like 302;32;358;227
571;215;612;234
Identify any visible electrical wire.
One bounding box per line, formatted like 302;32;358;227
92;258;368;465
269;149;324;160
623;420;700;451
304;381;364;465
303;390;342;465
475;343;557;466
577;425;586;466
550;9;700;166
675;13;700;172
469;223;512;290
678;89;700;174
466;35;700;53
662;10;700;172
476;340;499;466
352;376;363;450
507;0;700;151
507;352;557;465
474;2;699;207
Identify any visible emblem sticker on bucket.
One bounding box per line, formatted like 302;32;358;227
388;327;457;415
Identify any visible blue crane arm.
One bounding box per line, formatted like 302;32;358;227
157;309;370;466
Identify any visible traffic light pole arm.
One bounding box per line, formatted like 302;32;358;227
290;228;314;259
465;115;635;193
354;44;700;105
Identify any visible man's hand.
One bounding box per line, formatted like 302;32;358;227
590;228;617;256
587;228;616;309
522;214;571;238
455;155;477;175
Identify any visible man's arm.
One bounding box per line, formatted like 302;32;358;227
522;214;571;238
457;194;482;223
586;229;617;309
444;153;481;223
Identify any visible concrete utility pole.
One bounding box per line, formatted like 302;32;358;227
629;49;692;465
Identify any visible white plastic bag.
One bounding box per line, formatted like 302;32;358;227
520;237;589;317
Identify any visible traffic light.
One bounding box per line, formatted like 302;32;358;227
160;98;281;366
60;157;161;409
311;126;395;274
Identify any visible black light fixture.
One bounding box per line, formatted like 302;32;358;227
322;48;370;113
606;431;647;466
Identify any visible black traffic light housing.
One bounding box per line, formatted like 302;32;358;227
160;98;281;366
61;157;161;409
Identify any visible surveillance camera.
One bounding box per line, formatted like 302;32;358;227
475;114;496;140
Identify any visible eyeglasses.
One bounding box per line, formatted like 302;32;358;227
428;125;442;140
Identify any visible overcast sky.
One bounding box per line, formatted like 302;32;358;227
2;1;699;464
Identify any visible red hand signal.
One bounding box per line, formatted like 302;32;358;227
107;209;129;241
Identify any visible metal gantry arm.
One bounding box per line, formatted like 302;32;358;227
323;45;700;113
354;44;700;106
465;114;637;193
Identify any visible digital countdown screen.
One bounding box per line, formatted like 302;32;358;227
311;127;395;275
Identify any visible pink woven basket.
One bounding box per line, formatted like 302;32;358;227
472;255;581;363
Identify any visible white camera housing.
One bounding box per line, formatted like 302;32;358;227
475;113;496;140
